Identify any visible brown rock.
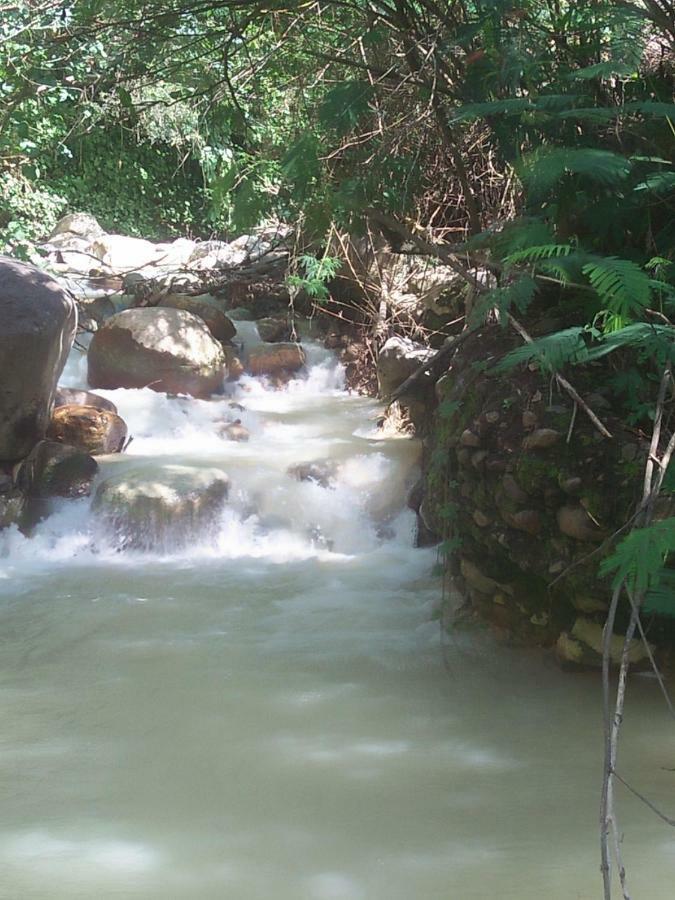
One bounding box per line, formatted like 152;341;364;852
473;510;492;527
47;405;127;455
460;429;481;447
522;428;561;450
55;387;117;414
247;343;306;378
501;474;529;503
219;420;250;442
509;509;542;536
223;346;245;381
557;505;606;542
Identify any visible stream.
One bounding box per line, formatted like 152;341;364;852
1;323;674;899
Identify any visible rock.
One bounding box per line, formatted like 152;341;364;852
88;307;226;398
219;420;250;442
222;346;245;381
16;440;98;498
509;509;542;536
522;410;538;430
522;428;562;450
0;256;77;462
90;235;161;272
0;476;25;529
188;240;246;270
502;474;529;504
557;505;606;542
227;308;254;321
158;295;237;342
49;212;105;241
559;475;583;495
93;464;229;550
55;387;117;414
47;405;128;455
473;510;492;527
246;343;306;379
460;558;513;596
257;317;291;342
287;459;339;488
377;336;434;399
556;618;652;669
153;238;197;268
460;429;481;448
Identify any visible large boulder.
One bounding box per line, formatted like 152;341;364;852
16;440;98;499
90;235;161;272
158;294;236;342
88;307;226;398
246;342;306;379
376;335;434;399
47;405;128;455
93;464;229;550
0;256;77;462
49;212;105;242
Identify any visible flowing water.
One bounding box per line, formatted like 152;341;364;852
1;324;674;899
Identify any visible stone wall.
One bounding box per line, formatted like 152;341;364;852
415;325;656;667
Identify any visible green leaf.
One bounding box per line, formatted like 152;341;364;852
601;518;675;595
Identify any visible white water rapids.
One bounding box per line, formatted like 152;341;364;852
0;323;674;898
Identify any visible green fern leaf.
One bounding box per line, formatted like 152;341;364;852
520;148;632;194
581;256;652;321
600;518;675;595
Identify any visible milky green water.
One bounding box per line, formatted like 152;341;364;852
0;332;673;899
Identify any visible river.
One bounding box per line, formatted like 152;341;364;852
0;323;673;898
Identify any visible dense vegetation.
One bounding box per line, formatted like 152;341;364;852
2;3;674;892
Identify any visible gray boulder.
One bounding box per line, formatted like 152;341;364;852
0;256;77;462
49;212;105;242
88;307;226;398
377;335;434;399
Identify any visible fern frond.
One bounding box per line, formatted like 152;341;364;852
470;275;537;326
581;256;652;320
505;244;575;264
494;327;589;373
600;518;675;594
520;148;632;194
568;61;636;80
450;98;531;122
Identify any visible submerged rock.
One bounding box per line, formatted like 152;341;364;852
287;459;339;488
246;342;306;379
219;420;250;442
93;464;229;550
47;405;128;455
0;256;77;462
88;307;226;398
16;440;98;499
556;618;653;670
